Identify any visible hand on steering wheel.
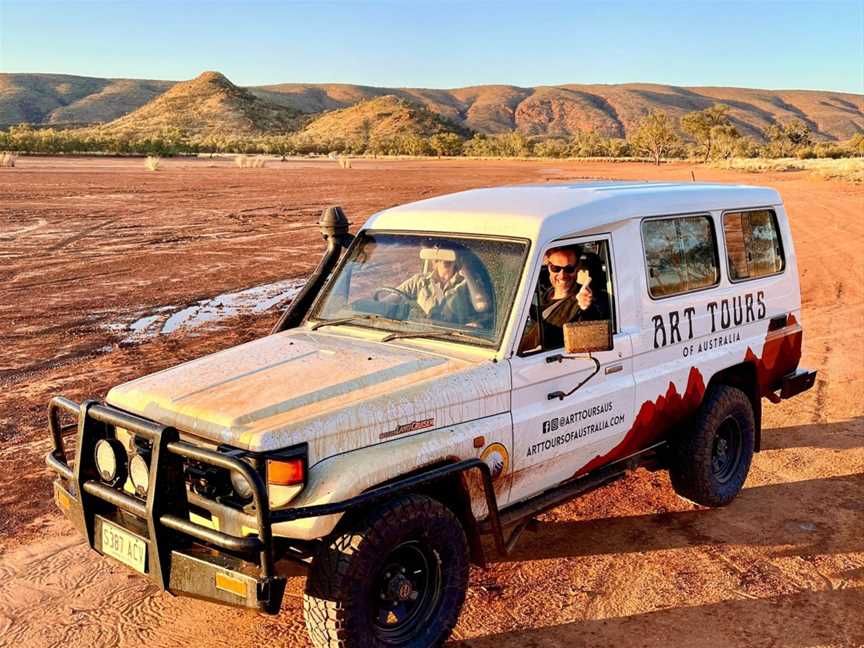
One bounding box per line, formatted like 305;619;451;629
373;286;419;306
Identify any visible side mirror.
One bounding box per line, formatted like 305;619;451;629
563;320;612;354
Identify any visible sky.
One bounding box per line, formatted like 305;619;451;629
1;0;862;93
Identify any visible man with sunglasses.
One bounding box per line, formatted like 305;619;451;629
540;246;610;349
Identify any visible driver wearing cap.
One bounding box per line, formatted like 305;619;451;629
388;245;490;325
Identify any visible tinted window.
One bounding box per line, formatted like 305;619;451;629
643;216;720;297
723;210;785;280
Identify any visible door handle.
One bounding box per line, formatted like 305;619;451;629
605;364;623;375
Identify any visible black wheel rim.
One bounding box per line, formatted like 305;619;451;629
372;539;443;644
712;416;743;483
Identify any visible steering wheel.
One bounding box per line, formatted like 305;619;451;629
373;286;417;304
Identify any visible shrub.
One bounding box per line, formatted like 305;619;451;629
813;143;846;159
0;151;17;167
144;155;161;171
235;154;266;168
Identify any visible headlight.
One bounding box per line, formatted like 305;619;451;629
94;439;126;485
230;463;254;501
129;453;150;496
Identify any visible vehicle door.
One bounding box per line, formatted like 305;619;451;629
508;235;636;505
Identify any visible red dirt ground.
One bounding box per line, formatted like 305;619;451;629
0;156;861;647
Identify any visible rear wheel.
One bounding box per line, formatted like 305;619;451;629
303;494;469;648
669;385;755;507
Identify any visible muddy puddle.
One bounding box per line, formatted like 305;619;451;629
107;278;306;343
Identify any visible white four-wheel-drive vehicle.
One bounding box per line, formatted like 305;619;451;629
47;183;815;647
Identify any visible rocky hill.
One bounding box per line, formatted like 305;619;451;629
2;71;861;141
298;95;469;142
0;73;173;126
96;71;301;137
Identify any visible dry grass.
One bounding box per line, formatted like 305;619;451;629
235;154;267;168
0;152;18;167
708;157;864;183
144;155;160;171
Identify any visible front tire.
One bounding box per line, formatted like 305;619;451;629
303;494;469;648
669;385;755;507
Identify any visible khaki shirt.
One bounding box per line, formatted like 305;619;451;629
397;272;476;323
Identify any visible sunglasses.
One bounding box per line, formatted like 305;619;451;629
548;264;577;274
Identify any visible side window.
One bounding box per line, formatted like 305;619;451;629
517;239;615;355
723;209;785;280
643;215;719;298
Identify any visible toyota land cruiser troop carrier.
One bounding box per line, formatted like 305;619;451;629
46;182;816;648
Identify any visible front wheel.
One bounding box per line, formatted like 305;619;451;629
669;385;755;507
303;494;469;648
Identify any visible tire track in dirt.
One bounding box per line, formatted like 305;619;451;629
47;217;119;252
0;530;173;648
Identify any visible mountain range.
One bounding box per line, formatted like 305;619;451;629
1;71;861;141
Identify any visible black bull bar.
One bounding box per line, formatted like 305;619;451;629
46;396;505;614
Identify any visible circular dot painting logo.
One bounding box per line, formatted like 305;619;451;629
480;442;509;481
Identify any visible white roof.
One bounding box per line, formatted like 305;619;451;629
363;182;782;244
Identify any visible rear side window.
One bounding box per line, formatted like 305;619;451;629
642;215;720;298
723;209;785;280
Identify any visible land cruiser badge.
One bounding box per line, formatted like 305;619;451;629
379;417;435;440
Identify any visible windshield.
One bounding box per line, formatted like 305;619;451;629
311;232;529;347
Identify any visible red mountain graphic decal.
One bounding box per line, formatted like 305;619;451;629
745;314;802;396
573;316;802;478
576;366;706;476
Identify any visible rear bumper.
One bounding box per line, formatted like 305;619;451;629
780;368;817;399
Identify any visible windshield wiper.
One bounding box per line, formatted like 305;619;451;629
310;314;382;331
379;329;491;345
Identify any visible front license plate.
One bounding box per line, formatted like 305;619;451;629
101;520;147;574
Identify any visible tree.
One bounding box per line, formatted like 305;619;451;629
681;104;737;162
607;138;631;158
569;130;610;157
765;119;812;157
268;135;294;160
631;111;680;165
462;133;530;157
359;118;373;151
392;134;431;156
429;133;464;157
533;138;569;158
711;124;745;159
848;133;864;156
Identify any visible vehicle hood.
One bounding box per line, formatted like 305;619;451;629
106;329;510;459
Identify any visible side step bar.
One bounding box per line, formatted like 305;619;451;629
479;444;664;550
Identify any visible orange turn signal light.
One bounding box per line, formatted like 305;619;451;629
267;458;305;486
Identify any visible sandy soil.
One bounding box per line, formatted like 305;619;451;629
0;156;862;647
